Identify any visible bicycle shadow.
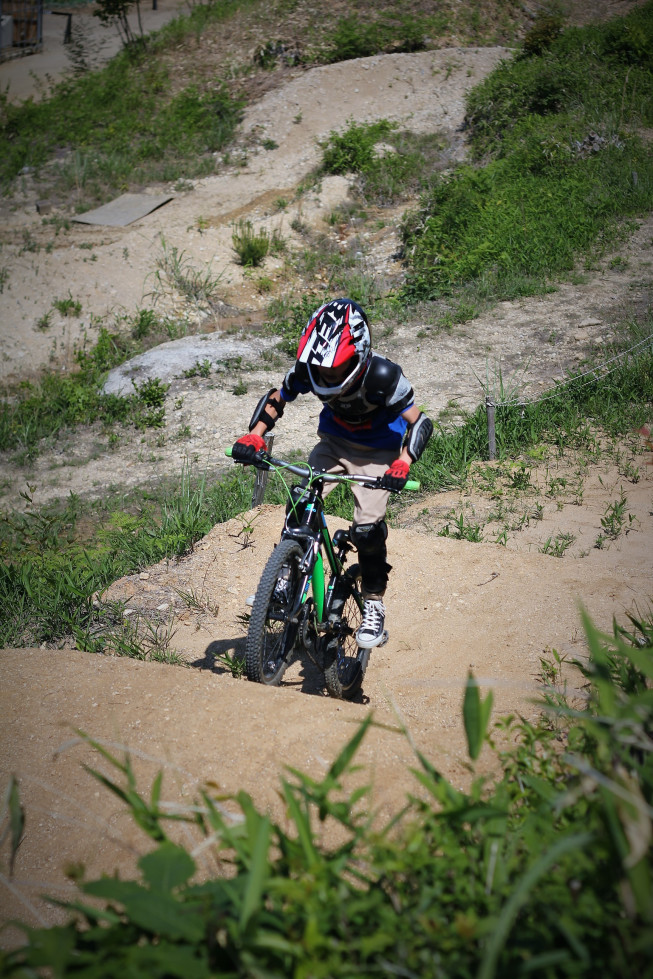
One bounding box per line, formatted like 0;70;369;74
191;640;368;702
282;656;371;704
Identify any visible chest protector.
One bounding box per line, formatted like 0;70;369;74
285;356;414;426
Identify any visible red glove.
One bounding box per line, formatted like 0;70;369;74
381;459;410;492
232;432;266;466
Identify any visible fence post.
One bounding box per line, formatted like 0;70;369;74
486;398;496;461
251;433;274;507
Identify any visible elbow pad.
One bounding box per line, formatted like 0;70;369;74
403;412;433;462
249;388;284;431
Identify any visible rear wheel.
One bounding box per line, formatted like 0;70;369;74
246;539;304;686
323;565;368;700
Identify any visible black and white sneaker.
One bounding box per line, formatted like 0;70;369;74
356;600;387;649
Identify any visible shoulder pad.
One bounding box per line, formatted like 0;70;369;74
365;356;402;395
364;356;414;411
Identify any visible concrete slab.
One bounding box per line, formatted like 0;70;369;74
72;192;174;227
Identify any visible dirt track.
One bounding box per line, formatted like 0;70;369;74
1;9;653;943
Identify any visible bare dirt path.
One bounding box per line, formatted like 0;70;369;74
1;17;652;943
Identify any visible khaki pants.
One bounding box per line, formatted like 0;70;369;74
307;434;396;599
308;433;395;525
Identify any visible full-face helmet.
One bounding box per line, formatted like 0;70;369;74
296;298;371;398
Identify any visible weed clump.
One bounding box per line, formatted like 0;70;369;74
231;220;271;267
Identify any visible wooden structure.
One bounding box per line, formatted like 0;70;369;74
0;0;43;55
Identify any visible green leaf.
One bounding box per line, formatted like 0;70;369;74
478;831;593;979
463;672;493;761
239;815;272;930
12;924;77;972
280;781;319;868
126;940;211;978
1;776;25;875
139;842;195;893
84;878;204;942
328;715;372;780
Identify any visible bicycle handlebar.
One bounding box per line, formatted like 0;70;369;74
225;447;421;492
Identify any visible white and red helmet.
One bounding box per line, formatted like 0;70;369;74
297;298;371;398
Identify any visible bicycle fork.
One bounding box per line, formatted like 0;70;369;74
285;545;343;664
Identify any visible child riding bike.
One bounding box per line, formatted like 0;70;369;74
232;298;434;650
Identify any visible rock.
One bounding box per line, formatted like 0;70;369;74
102;334;278;396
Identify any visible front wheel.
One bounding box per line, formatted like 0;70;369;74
323;565;369;700
246;539;304;685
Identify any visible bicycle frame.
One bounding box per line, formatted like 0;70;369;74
277;470;355;627
226;446;420;627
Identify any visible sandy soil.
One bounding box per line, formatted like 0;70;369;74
1;5;652;945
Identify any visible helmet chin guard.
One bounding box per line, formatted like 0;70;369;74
297;298;371;398
307;356;364;399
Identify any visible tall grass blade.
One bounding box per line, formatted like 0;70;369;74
478;832;593;979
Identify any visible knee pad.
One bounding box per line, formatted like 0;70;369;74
350;520;388;556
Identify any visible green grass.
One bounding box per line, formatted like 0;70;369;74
0;465;255;647
409;323;653;495
0;325;171;456
401;1;653;302
2;607;652;976
0;45;243;199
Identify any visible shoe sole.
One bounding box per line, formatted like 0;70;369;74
356;629;389;650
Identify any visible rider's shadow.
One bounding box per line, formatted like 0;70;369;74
190;637;247;675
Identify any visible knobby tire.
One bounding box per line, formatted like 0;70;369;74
246;538;304;686
323;565;368;700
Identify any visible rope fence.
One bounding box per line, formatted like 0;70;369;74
247;333;652;492
483;332;653;459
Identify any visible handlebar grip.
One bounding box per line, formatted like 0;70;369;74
405;479;420;492
225;447;233;457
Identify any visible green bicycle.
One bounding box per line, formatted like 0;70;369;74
227;447;419;700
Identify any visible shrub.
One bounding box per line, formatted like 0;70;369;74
321;119;396;175
320;12;436;64
521;11;564;56
321;122;449;205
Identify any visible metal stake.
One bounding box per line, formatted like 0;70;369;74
486;398;496;461
252;433;274;507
